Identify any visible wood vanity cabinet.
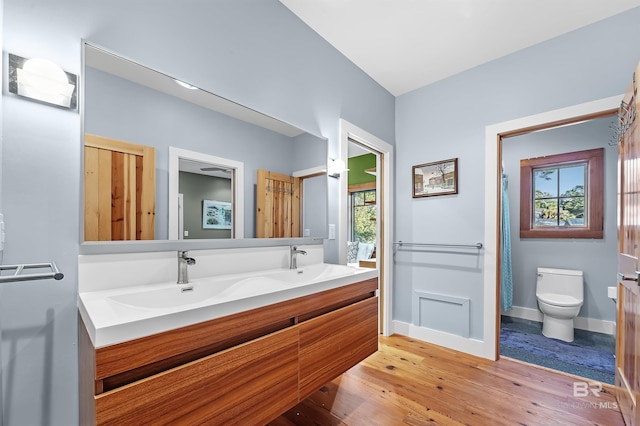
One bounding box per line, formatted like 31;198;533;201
299;296;378;400
80;278;378;425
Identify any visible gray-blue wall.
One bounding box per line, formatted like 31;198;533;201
502;117;618;322
394;8;640;337
179;172;232;240
4;1;640;424
1;1;394;425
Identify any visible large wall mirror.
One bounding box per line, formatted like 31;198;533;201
82;41;328;248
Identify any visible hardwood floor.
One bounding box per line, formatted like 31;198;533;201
270;334;624;426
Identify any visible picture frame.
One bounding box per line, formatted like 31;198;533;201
202;200;232;229
412;158;458;198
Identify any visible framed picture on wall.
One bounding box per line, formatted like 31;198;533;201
412;158;458;198
202;200;232;229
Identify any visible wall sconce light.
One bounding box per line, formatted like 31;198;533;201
328;158;347;178
8;53;78;109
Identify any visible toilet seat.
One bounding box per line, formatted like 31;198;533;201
537;293;582;307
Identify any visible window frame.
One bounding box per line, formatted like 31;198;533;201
349;188;376;243
519;148;604;239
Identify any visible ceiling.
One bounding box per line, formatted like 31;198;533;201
279;0;640;96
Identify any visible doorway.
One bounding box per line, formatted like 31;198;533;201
499;116;617;383
482;95;621;363
347;140;378;266
339;119;394;335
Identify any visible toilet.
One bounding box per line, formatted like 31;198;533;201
535;267;584;342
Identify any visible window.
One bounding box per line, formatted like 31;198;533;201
533;164;586;228
349;189;376;243
520;148;603;239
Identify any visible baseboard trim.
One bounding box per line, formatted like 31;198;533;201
502;306;616;336
391;320;491;359
390;307;615;361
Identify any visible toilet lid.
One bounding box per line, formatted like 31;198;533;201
537;293;583;307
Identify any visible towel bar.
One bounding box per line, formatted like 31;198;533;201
393;241;483;249
0;262;64;283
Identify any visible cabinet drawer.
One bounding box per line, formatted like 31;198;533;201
95;327;299;426
298;297;379;399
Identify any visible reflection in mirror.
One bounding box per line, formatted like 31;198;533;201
169;147;244;240
83;42;328;242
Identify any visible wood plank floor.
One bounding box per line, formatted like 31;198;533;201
269;334;624;426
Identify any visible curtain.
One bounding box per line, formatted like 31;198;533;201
501;173;513;312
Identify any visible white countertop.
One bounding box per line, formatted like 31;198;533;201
79;264;377;348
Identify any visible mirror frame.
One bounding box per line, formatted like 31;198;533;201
79;40;327;254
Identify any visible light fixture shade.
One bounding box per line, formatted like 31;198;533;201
328;158;347;178
8;53;78;109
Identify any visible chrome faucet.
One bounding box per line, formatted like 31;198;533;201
177;251;196;284
290;246;307;269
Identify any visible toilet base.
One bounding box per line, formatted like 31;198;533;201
542;315;575;342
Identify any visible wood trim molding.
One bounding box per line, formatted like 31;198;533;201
84;133;149;156
348;181;376;193
519;147;604;239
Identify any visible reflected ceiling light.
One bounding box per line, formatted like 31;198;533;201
201;166;231;173
174;79;198;90
8;53;77;109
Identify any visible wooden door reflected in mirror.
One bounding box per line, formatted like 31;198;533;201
84;133;156;241
256;169;301;238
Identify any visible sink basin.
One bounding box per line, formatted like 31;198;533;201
106;264;361;311
80;262;378;347
108;276;290;310
268;263;359;284
109;284;226;310
217;276;287;299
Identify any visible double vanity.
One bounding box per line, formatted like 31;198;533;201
78;245;379;425
79;40;374;425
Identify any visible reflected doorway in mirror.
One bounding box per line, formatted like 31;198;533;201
169;147;244;240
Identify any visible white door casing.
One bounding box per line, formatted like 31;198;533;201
339;119;394;336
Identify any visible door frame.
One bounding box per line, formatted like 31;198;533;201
339;119;394;335
482;95;621;360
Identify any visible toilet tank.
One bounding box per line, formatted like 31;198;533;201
536;267;583;299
